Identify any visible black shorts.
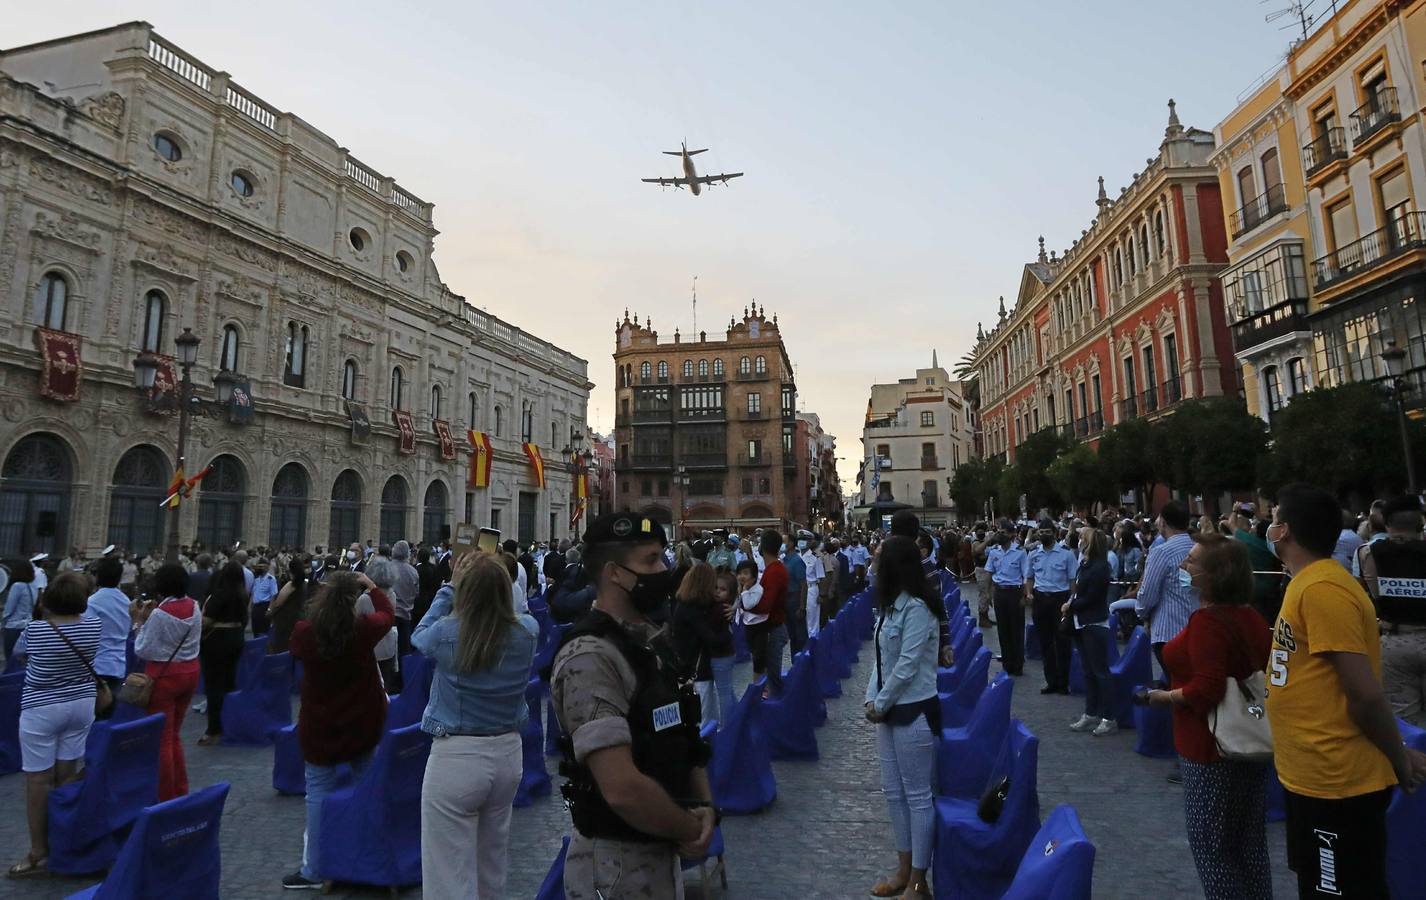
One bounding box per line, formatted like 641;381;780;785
1282;786;1392;899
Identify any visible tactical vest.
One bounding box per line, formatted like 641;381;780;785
547;610;709;843
1371;538;1426;626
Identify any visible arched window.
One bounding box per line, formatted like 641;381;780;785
390;367;404;410
423;480;450;545
467;391;478;427
683;360;693;379
269;463;309;549
494;405;503;436
1139;224;1151;264
141;290;166;352
329;469;362;549
1126;236;1137;275
657;361;669;380
698;359;709;377
739;356;751;375
521;403;533;443
712;358;724;377
431;384;443;419
1154;210;1167;255
341;359;357;400
620;366;630;387
640;361;652;381
107;445;169;554
35;272;68;331
1113;249;1124;287
1263;366;1285;414
283;321;307;387
380;475;410;545
755;355;767;374
196;454;245;549
219;324;240;372
0;433;74;556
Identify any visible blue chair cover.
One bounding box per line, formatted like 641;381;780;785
109;701;148;724
936;673;1014;801
1264;762;1286;823
272;724;305;795
710;683;776;814
937;647;992;729
531;618;563;680
827;616;853;680
0;670;22;776
1388;718;1426;900
932;720;1042;900
316;723;431;887
1108;627;1151;727
385;652;435;732
937;633;985;694
64;782;230;900
220;651;292;746
516;677;552;807
49;713;164;874
534;835;570;900
124;633;139;677
232;636;270;690
811;631;842;699
3;650;24;674
1132;685;1176;757
1000;804;1096;900
732;618;752;664
1067;647;1084;695
762;652;820;760
1025;621;1041;660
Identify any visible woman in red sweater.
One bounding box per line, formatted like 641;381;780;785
283;571;392;891
1147;532;1273;900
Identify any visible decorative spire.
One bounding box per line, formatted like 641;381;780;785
744;304;749;318
623;307;629;321
1165;98;1183;137
997;296;1006;319
1037;236;1047;264
932;348;939;369
1096;175;1109;210
977;322;985;341
773;312;778;325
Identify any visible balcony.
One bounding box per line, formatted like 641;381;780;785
1230;183;1289;238
741;408;766;421
1312;212;1426;290
627;455;673;471
1231;298;1310;354
676;407;725;422
1140;385;1160;415
681;452;728;469
1302;127;1347;179
1088;410;1104;434
1161;376;1182;407
632;408;672;425
1350;87;1400;147
735;369;769;382
920;455;939;470
738;452;770;467
1119;395;1138;420
781;407;796;420
783;454;797;471
1074;416;1088;438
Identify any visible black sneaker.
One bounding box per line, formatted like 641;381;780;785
283;871;322;891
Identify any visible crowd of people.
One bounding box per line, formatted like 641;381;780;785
3;484;1426;897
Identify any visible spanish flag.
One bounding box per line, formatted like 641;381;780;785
576;470;589;501
165;465;184;508
468;430;493;488
523;442;546;489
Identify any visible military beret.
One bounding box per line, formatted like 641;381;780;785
582;512;667;548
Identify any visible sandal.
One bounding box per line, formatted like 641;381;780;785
869;878;908;898
7;854;48;878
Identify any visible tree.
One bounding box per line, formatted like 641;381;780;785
1156;398;1267;512
1046;443;1113;510
949;456;1005;522
1097;418;1158;503
1003;430;1072;514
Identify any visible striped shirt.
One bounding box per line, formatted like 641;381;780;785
1135;532;1198;644
16;616;102;710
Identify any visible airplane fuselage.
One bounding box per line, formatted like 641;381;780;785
683;152;702;196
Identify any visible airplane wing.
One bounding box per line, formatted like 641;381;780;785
693;173;744;186
641;176;690;187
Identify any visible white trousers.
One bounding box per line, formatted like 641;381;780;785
420;731;523;900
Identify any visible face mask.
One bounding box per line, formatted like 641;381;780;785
797;540;808;551
1266;535;1280;559
346;550;357;561
616;563;676;614
1177;568;1193;590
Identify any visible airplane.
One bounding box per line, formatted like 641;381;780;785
642;141;743;195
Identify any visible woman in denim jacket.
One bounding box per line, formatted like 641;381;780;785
865;536;946;900
414;551;537;900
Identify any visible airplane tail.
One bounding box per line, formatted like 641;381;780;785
664;148;708;156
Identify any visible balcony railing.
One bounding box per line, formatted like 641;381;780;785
632;408;672;424
1231;183;1289;238
1313;211;1426;289
1074;416;1088;438
1350;87;1400;146
676;407;725;422
1231;298;1310;354
742;409;766;421
681;453;727;469
1119;395;1139;420
628;455;673;470
920;456;939;470
1162;376;1182;407
1302;127;1347;177
735;370;769;381
1141;385;1160;415
738;453;770;467
1088;410;1104;434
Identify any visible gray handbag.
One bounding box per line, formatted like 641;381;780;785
1207;611;1274;763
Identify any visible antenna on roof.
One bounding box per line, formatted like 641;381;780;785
1262;0;1314;38
692;275;698;335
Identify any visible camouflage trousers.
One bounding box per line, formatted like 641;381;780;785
563;833;683;900
1382;626;1426;728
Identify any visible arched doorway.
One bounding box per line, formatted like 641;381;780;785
380;475;409;546
422;481;450;546
197;455;246;550
329;470;362;550
107;445;170;555
269;463;309;550
0;433;73;556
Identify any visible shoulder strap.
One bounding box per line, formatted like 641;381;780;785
46;620;100;681
1204;607;1254;677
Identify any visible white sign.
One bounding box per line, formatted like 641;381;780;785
1379;577;1426;598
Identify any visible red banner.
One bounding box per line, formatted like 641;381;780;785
434;419;456;460
393;409;416;455
468;430;493;487
150;355;177;413
35;328;82;402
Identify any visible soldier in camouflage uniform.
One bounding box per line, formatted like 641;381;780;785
550;513;716;900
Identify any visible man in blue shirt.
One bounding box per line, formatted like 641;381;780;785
987;531;1031;676
1131;501;1198;683
784;538;808;654
251;557;279;636
1027;523;1079;694
85;556;133;718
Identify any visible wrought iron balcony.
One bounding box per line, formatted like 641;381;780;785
1231;298;1310;354
1074;417;1088;438
631;408;672;424
735;369;769;381
1161;376;1182;407
681;452;728;469
742;408;766;421
1313;212;1426;289
1302;127;1346;178
1350;87;1400;146
627;455;673;471
1119;395;1138;420
1088;410;1104;434
920;455;939;470
738;453;769;467
1140;386;1160;415
1230;183;1289;238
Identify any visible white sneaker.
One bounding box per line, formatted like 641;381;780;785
1069;714;1096;732
192;700;207;714
1092;718;1119;736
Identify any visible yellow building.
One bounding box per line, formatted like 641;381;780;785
1212;68;1317;422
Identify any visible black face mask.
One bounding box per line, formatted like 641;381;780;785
616;563;676;614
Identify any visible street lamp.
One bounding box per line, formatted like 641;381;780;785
676;463;690;540
1382;341;1418;494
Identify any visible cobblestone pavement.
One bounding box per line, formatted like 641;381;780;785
0;581;1300;898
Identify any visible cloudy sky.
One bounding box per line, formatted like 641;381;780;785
11;1;1306;485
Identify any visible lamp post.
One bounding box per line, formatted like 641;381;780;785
675;463;691;540
1381;341;1418;494
560;431;596;538
133;328;243;562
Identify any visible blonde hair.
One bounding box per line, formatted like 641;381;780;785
675;561;716;606
452;553;517;672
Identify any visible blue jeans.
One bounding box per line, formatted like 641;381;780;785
877;717;935;870
1073;624;1114;720
302;752;374;881
699;655;737;727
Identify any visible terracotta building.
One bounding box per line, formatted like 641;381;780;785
612;304;802;535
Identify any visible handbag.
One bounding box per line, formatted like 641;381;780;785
1206;610;1274;763
119;602;186;707
47;621;113;716
977;776;1010;823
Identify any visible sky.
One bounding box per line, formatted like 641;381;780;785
9;1;1310;487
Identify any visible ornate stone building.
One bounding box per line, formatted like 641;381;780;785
0;22;591;556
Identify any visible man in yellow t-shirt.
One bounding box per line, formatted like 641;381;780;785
1265;483;1426;899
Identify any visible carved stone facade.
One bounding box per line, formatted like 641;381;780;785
0;23;591;556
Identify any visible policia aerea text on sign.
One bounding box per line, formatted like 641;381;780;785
545;512;716;900
1358;494;1426;727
